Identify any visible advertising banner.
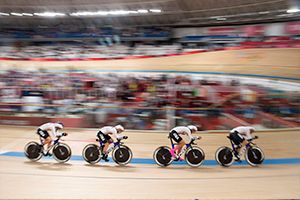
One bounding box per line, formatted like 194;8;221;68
285;21;300;34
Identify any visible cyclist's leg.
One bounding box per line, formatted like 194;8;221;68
101;136;112;162
230;132;245;152
176;140;185;161
37;129;50;152
169;130;183;159
97;131;109;152
177;140;185;153
230;131;244;162
239;140;248;154
44;137;52;148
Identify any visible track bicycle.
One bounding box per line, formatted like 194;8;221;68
82;136;132;166
215;135;264;167
153;136;205;167
24;133;71;163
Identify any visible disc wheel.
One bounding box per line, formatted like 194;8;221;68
185;146;205;168
82;144;101;164
24;141;43;161
245;146;264;167
215;146;234;167
52;143;72;163
153;146;173;167
112;145;133;166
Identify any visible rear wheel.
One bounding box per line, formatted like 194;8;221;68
215;146;234;167
245;146;264;167
82;144;101;164
153;146;173;167
52;143;72;163
185;146;205;167
112;145;132;166
24;141;43;161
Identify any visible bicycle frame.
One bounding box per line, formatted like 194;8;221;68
39;136;61;155
169;137;194;158
229;137;254;156
97;139;123;154
229;140;251;149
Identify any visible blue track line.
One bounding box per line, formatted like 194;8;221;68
1;151;299;165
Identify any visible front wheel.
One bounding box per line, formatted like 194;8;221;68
52;143;72;163
245;146;264;167
185;146;205;167
215;146;235;167
82;144;102;164
24;141;43;161
112;145;133;166
153;146;173;167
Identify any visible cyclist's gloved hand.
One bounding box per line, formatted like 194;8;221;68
62;132;68;136
192;136;201;140
118;136;128;140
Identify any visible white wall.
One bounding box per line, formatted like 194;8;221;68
265;23;285;36
173;21;292;37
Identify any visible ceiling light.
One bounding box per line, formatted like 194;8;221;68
22;13;33;16
150;9;161;13
128;11;139;14
11;12;22;16
287;8;300;13
0;12;9;16
259;11;269;14
138;9;148;13
109;10;129;15
34;12;65;17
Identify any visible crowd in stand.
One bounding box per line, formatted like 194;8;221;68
0;70;299;130
0;27;171;39
1;26;299;59
1;70;299;114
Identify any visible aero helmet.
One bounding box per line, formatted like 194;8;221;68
188;125;197;132
115;124;125;132
55;122;64;129
248;126;256;132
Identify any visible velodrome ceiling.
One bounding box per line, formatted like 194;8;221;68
0;0;299;29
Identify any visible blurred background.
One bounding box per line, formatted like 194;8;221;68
0;0;299;131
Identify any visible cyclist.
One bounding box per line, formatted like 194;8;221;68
96;124;126;162
229;126;257;162
37;122;67;156
169;125;201;161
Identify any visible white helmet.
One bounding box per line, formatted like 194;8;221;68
115;125;124;132
55;122;64;129
248;126;256;132
188;125;197;132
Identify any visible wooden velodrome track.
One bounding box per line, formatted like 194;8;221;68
0;126;299;199
0;48;300;199
1;48;299;82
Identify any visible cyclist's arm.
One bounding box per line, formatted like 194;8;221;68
185;129;193;141
51;125;61;138
112;129;121;140
244;129;252;140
